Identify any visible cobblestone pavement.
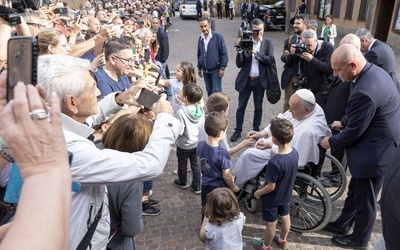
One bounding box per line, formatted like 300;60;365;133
135;15;386;249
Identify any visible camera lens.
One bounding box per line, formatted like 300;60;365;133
242;41;251;50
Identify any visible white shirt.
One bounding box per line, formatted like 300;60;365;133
201;30;213;53
205;212;246;250
368;39;377;51
65;93;181;250
249;36;262;77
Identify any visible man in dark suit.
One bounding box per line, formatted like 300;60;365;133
224;0;230;19
253;0;260;19
320;44;400;249
280;14;308;112
246;0;254;23
286;29;334;109
381;146;400;249
230;18;275;141
152;16;169;70
356;28;400;93
240;0;247;19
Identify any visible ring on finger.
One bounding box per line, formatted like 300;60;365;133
29;109;49;120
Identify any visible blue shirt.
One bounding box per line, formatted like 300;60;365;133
81;49;96;62
197;140;233;187
95;67;131;97
262;148;299;206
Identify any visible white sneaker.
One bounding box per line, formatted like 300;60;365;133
172;167;192;175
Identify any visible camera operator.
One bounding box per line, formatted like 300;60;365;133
230;18;274;142
281;14;308;112
286;29;334;108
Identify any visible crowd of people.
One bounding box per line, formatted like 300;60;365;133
0;0;400;249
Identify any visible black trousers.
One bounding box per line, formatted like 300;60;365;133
333;176;384;244
217;8;222;18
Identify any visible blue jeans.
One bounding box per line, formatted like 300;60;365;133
177;147;201;189
203;70;222;96
143;180;153;193
234;78;265;132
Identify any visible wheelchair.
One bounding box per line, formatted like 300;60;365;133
241;146;347;233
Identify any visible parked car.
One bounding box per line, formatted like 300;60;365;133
264;0;286;8
273;0;286;8
179;0;197;19
259;5;269;20
263;6;286;31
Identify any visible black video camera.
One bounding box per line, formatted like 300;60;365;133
240;30;253;51
292;76;308;90
237;20;254;51
294;43;307;55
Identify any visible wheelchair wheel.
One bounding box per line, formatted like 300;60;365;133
318;152;347;201
245;193;258;213
290;172;332;233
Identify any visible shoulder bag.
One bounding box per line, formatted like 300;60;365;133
265;41;281;104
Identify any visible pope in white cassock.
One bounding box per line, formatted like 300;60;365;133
232;89;332;188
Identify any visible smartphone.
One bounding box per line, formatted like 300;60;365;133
136;89;161;110
155;70;162;86
74;10;81;21
7;37;38;101
144;48;150;61
54;7;68;15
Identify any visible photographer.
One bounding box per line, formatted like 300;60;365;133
286;29;334;108
280;14;308;112
230;18;274;142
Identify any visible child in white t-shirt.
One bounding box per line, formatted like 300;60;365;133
200;187;246;250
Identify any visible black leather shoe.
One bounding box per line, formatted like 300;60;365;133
230;131;241;141
331;235;369;249
323;222;349;235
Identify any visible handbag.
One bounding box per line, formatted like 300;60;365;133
266;59;281;104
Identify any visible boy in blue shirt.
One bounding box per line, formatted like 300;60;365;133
197;112;240;217
252;118;299;250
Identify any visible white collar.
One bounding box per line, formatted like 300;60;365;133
61;113;95;139
251;36;262;44
368;39;377;51
201;30;213;40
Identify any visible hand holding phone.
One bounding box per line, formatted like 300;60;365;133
136;89;161;110
7;37;38;101
144;48;150;61
74;10;81;22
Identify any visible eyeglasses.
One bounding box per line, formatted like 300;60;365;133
113;55;135;65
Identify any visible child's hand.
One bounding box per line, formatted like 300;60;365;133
239;138;254;148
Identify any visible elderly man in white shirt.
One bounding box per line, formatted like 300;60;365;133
232;89;331;188
38;55;181;250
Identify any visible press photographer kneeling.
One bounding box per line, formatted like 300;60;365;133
286;29;334;108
